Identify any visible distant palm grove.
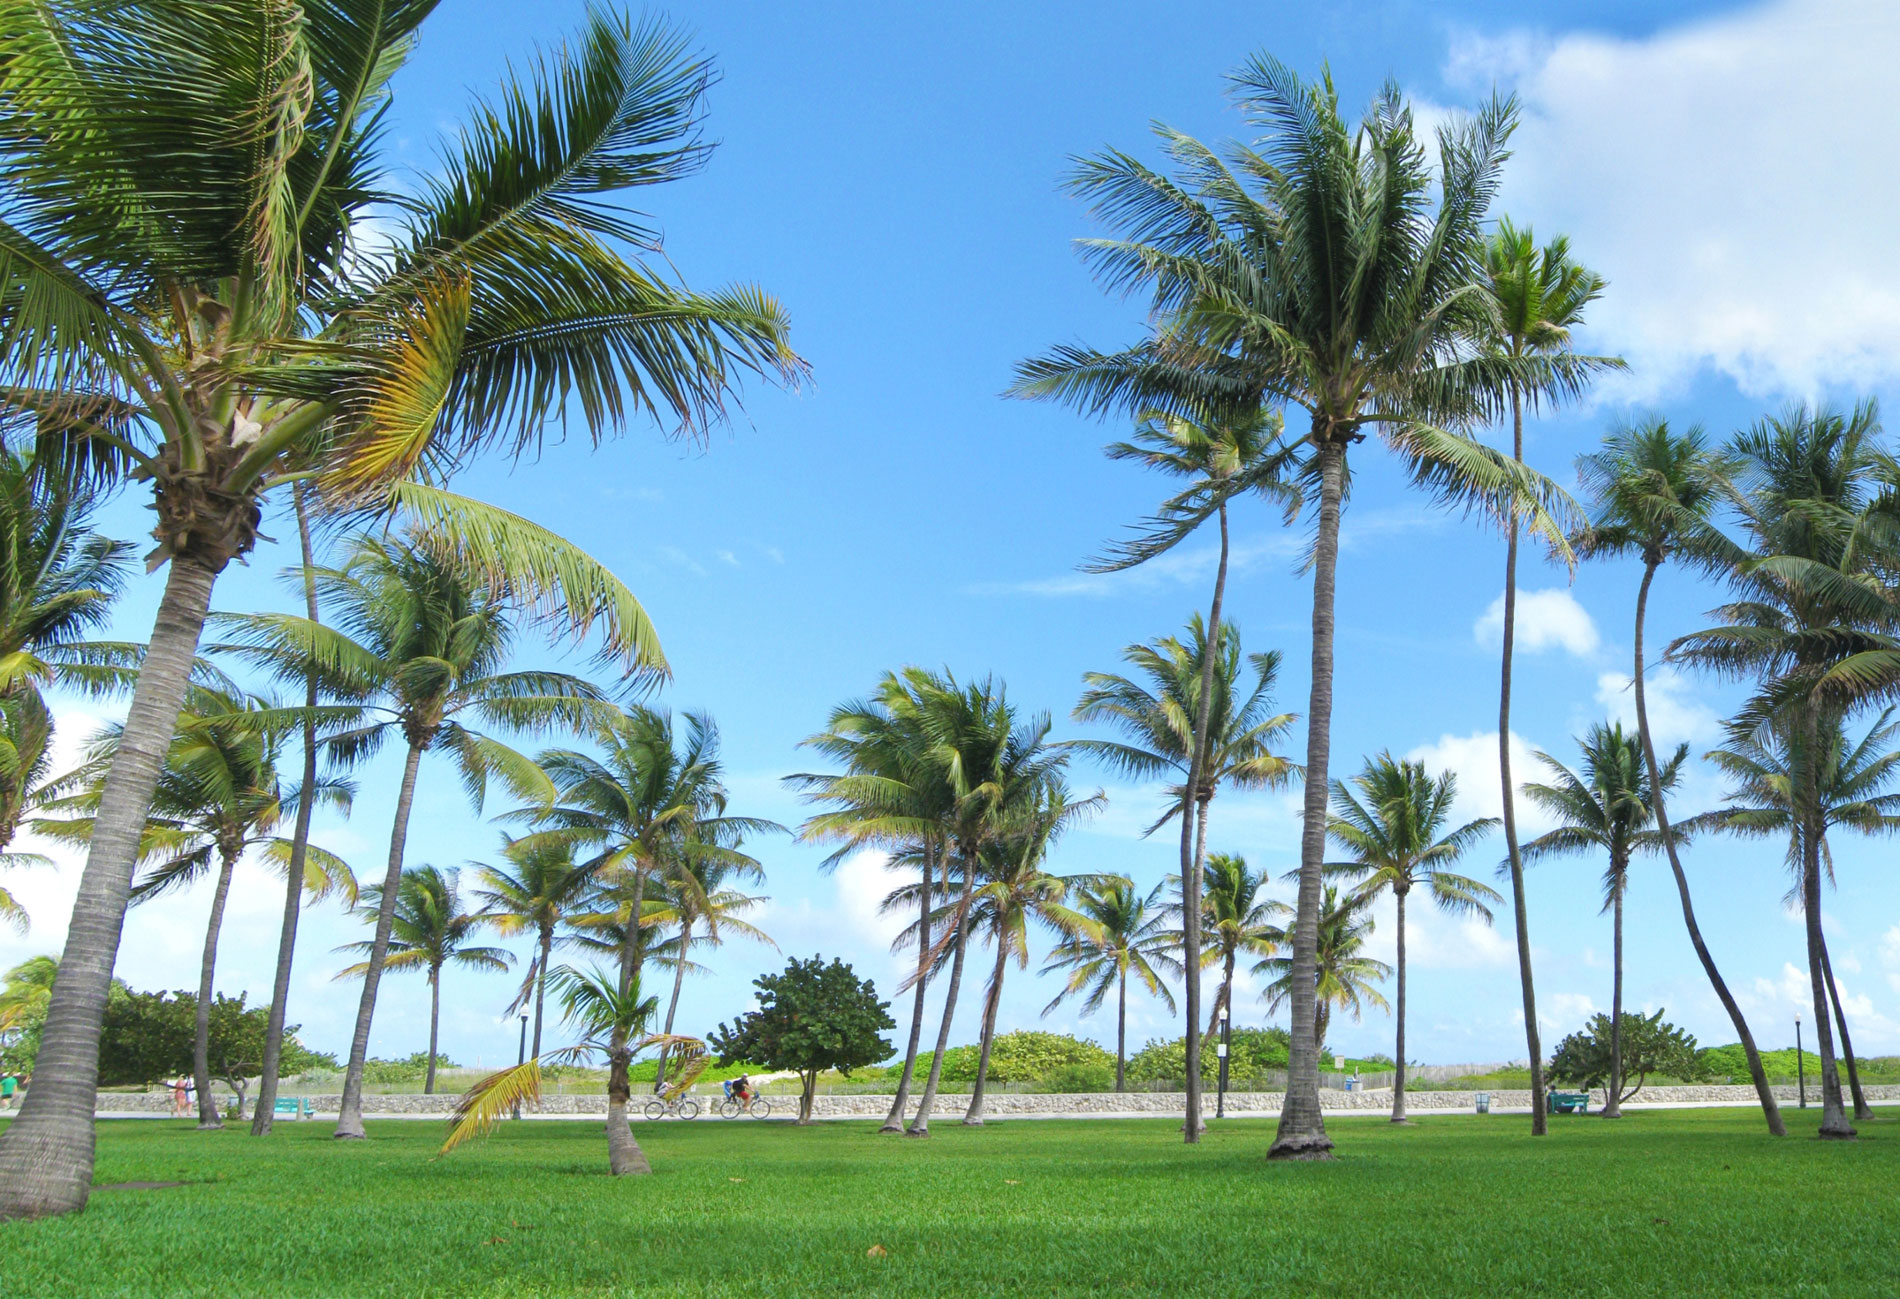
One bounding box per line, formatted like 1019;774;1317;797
0;0;1889;1230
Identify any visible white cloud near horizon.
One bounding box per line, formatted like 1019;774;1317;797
1473;588;1600;656
1447;0;1900;399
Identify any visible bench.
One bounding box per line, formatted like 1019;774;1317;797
272;1097;313;1120
1548;1090;1590;1114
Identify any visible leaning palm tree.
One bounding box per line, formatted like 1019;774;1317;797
648;853;774;1091
1015;61;1580;1157
1479;223;1621;1135
1259;885;1391;1056
1519;723;1686;1119
37;687;354;1128
217;534;615;1137
1183;854;1289;1041
472;834;599;1063
1072;615;1296;1132
1694;711;1900;1122
962;781;1104;1124
1668;403;1893;1139
0;5;802;1218
442;967;699;1177
335;865;511;1095
1575;417;1784;1134
1040;879;1178;1092
1325;756;1498;1122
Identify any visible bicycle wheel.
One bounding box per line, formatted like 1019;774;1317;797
719;1098;741;1119
642;1099;667;1121
749;1099;772;1120
678;1099;699;1120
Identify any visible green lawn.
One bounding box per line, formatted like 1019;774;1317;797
2;1108;1893;1296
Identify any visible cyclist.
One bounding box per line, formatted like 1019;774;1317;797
723;1074;753;1107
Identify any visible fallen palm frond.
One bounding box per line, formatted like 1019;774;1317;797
439;1033;706;1157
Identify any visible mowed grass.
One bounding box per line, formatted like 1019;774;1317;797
2;1108;1895;1297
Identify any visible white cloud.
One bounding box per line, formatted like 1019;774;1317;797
714;549;741;568
1593;668;1723;748
1542;990;1598;1033
1448;0;1900;398
658;545;707;577
1405;729;1556;836
1473;588;1599;656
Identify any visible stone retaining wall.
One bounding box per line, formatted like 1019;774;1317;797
94;1081;1900;1119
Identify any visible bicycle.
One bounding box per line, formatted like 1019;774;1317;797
718;1095;772;1119
642;1095;699;1120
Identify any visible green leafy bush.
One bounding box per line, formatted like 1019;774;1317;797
361;1052;460;1084
937;1031;1114;1083
1042;1062;1115;1093
1127;1027;1290;1082
1549;1010;1705;1101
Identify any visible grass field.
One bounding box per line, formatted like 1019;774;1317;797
2;1108;1894;1296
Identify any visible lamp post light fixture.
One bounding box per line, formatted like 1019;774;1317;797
1215;1007;1230;1119
515;1011;530;1120
1795;1013;1806;1109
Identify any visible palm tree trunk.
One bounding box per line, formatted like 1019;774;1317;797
1798;773;1852;1137
908;848;976;1137
1179;500;1231;1145
254;484;322;1137
963;934;1011;1125
335;740;427;1139
0;551;223;1221
1116;964;1127;1093
1820;940;1872;1121
1631;559;1784;1135
532;925;552;1060
655;918;690;1092
604;1050;649;1175
1270;434;1344;1162
882;844;934;1133
424;971;441;1095
1498;388;1548;1139
1391;888;1408;1124
1604;877;1625;1118
193;848;240;1129
1208;950;1234;1040
620;864;651;995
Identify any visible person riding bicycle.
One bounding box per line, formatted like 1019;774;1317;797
723;1074;753;1106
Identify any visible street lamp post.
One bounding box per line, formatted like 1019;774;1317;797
514;1011;529;1120
1795;1013;1805;1109
1215;1007;1230;1119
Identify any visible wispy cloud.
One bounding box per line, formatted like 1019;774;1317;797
659;545;707;577
604;485;664;504
715;549;741;568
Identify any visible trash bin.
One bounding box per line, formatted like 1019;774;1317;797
1475;1092;1491;1114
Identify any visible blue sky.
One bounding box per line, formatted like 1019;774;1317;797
12;0;1900;1073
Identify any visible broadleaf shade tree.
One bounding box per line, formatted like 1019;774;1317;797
1016;58;1583;1158
0;3;802;1220
709;956;895;1125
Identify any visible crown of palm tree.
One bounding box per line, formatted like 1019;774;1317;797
1479;219;1618;397
1324;754;1500;913
1170;853;1289;969
1520;723;1687;911
1040;878;1180;1017
966;782;1105;975
335;865;510;982
1577;419;1741;573
1258;885;1391;1027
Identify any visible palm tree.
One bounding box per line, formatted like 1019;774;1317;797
1479;222;1621;1136
336;865;511;1095
1575;416;1784;1134
38;687;354;1128
1167;854;1288;1042
648;854;775;1091
525;706;765;1173
0;6;802;1219
1015;62;1581;1158
1040;879;1178;1092
1694;711;1900;1122
471;833;600;1063
1667;403;1892;1139
788;671;955;1133
217;534;614;1138
1519;724;1684;1119
0;956;56;1037
963;782;1103;1124
1259;886;1391;1056
1325;756;1498;1122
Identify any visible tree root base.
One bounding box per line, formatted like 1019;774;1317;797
1266;1134;1335;1161
903;1128;930;1139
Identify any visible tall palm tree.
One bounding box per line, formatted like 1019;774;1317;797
38;687;354;1128
0;5;803;1219
1166;854;1288;1042
1073;615;1296;1132
962;781;1103;1124
1576;416;1784;1134
648;854;774;1091
0;955;57;1037
1040;879;1178;1092
1259;885;1391;1056
336;865;511;1095
525;706;765;1174
1694;711;1900;1122
1325;756;1498;1122
1015;61;1581;1157
217;534;613;1138
1480;222;1620;1136
1668;403;1892;1139
788;670;955;1133
472;833;599;1063
1519;724;1684;1119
